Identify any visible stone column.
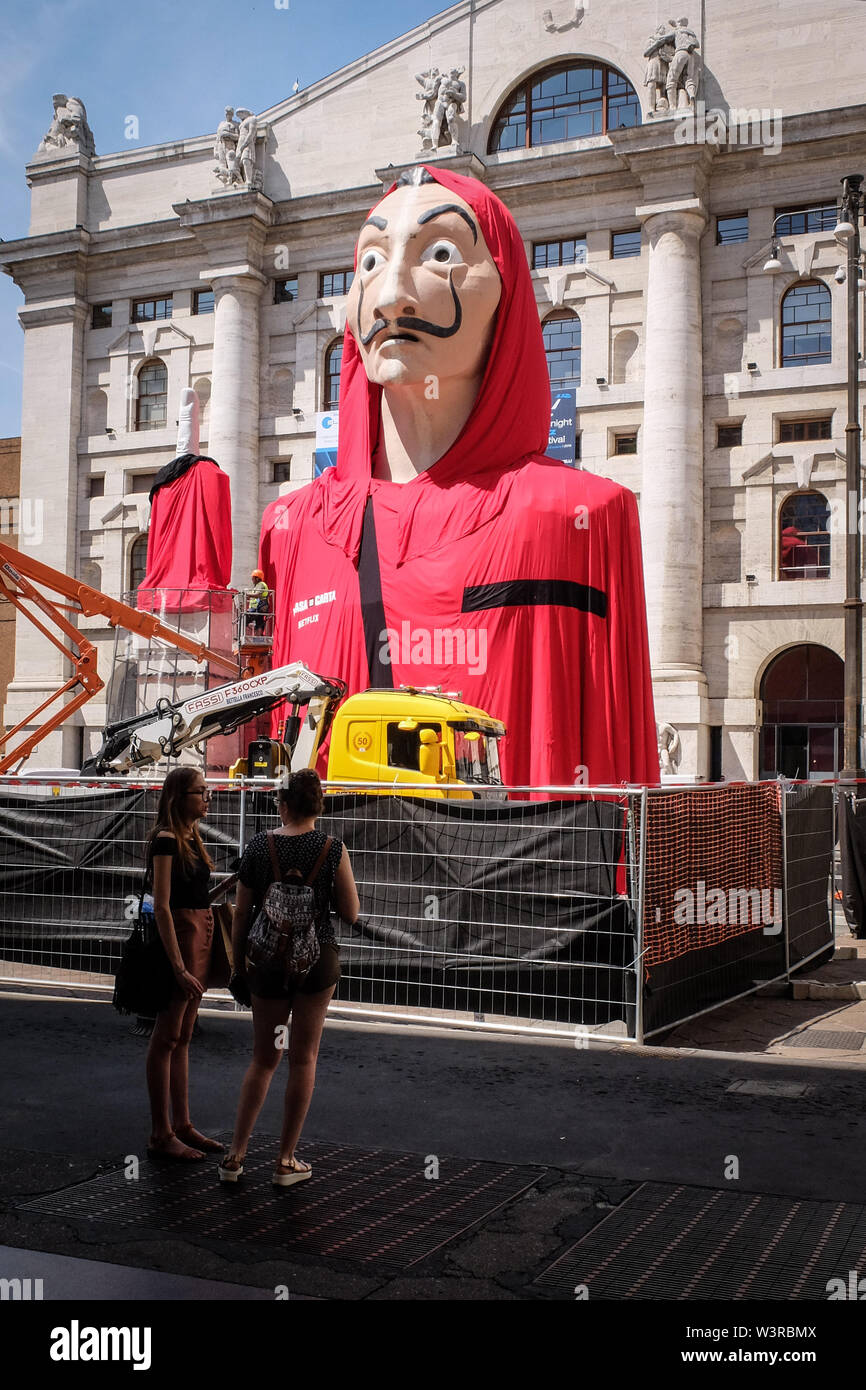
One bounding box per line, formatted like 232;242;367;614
207;267;266;588
637;200;710;777
4;297;88;768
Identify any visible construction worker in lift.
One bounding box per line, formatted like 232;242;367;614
246;568;270;637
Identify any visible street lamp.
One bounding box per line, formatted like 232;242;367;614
764;186;865;781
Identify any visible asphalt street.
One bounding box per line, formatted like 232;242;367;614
1;991;865;1303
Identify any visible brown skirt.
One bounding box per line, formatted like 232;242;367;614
171;907;214;998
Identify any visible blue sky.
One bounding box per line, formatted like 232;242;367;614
0;0;447;439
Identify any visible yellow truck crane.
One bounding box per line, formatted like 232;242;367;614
283;684;505;799
86;660;506;798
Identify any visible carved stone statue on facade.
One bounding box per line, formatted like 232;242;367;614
213;106;239;183
36;93;96;156
667;17;701;110
542;3;585;33
416;66;466;152
235;109;262;188
657;722;682;777
643;17;701;115
213;105;265;190
416;68;441;148
643;25;675;114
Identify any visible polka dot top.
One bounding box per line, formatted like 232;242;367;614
238;829;344;946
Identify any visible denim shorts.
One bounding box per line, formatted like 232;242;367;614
245;943;341;1001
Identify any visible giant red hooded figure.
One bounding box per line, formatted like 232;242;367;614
260;166;659;787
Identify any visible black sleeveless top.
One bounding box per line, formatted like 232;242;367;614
148;833;211;910
238;829;344;946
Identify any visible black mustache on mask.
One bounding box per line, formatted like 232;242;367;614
358;272;463;346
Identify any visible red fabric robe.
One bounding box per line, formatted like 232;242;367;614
260;167;659;789
138;458;232;614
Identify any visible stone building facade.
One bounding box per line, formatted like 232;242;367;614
2;0;865;779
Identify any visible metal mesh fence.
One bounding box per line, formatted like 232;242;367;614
0;778;639;1040
638;782;834;1037
0;777;837;1042
784;783;835;969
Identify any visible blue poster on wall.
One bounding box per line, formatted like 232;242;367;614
314;411;339;476
548;389;578;468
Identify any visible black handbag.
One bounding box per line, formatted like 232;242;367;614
113;880;175;1016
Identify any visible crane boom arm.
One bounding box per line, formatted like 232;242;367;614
86;662;347;773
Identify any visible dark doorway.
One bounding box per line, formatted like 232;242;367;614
759;644;843;779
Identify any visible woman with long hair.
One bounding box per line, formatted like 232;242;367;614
145;766;224;1161
218;768;359;1186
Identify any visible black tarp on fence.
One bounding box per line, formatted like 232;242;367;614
0;786;635;1029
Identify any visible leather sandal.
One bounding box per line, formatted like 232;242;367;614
272;1156;312;1188
217;1153;245;1183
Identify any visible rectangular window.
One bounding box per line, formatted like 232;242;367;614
128;472;159;495
575;432;582;462
778;416;833;442
91;303;112;329
272;459;292;484
774;202;837;236
717;422;743;447
611;230;641;259
716;214;749;245
319;270;354;298
613;432;638;455
193;289;214;315
274;277;299;304
532;238;587;270
132;296;172;323
88;475;105;498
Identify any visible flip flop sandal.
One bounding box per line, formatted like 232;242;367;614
146;1143;205;1162
176;1129;225;1154
272;1157;312;1188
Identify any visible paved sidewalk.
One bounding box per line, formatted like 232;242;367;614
660;934;866;1062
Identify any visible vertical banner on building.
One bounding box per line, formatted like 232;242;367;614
314;411;339;476
548;389;578;467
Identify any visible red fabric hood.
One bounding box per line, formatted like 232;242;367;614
138;458;232;613
316;166;552;565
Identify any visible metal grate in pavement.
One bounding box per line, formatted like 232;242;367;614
19;1135;540;1272
782;1029;866;1051
532;1182;866;1300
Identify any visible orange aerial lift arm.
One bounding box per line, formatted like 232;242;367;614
0;538;240;773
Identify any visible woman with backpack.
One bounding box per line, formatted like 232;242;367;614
145;766;225;1161
219;768;360;1186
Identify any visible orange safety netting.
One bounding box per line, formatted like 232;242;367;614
639;783;783;968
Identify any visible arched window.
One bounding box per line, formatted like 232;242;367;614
135;359;167;430
781;281;831;367
542;311;581;389
323;340;343;410
779;491;830;580
489;61;641;152
129;534;149;591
